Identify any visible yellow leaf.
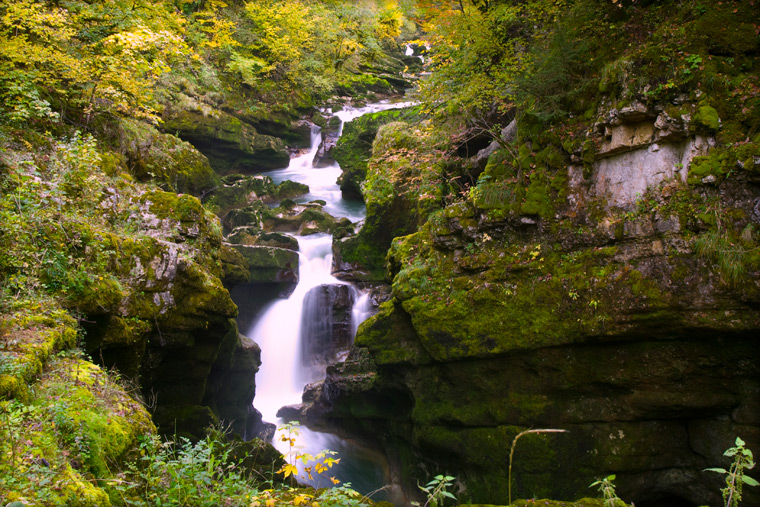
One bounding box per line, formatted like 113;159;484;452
277;464;298;478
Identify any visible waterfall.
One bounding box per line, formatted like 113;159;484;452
351;291;373;338
250;234;342;422
247;102;412;501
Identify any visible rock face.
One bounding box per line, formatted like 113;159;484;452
300;284;355;373
163;95;290;174
316;103;760;506
588;102;714;208
80;189;258;437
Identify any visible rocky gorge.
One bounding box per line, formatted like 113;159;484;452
311;100;760;505
1;0;759;506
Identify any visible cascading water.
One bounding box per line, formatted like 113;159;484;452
248;100;411;501
250;233;341;420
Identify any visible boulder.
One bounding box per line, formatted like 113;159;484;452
231;244;299;284
299;284;355;373
163;97;290;174
227;227;299;250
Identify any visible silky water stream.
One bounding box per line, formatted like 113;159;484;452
248;101;410;503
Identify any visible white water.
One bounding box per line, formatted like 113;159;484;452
249;103;406;499
251;233;342;421
334;100;417;136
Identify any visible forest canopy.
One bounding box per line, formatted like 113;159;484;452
0;0;415;127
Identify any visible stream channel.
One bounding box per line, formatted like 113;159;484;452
247;100;412;504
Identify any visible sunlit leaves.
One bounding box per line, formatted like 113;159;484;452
275;421;342;484
416;0;569;120
277;463;300;478
0;0;193;124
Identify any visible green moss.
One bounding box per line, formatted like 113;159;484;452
2;350;154;506
693;105;720;133
276;179;309;199
355;301;432;365
687;150;730;184
333;107;418;199
689;5;760;57
520;173;553;219
0;311;78;401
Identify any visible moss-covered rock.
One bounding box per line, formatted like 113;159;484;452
1;320;155;507
163;99;290;174
692;105;721;133
333;107;418;199
205;174;309;217
232;244;299;284
263;203;341;235
111;117;219;195
227;227;299;250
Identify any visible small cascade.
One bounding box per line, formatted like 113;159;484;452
334;100;416;137
351;291;374;338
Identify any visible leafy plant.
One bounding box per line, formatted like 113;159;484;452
110;432;255;506
411;474;457;507
0;401;38;484
705;437;759;507
316;483;372;507
276;421;341;485
589;474;625;507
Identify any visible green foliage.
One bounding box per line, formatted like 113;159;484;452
316;483;372;507
0;70;59;125
471;176;515;210
411;474;457;507
227;0;412;108
417;0;568;118
110;432;257;506
0;0;192;124
0;130;130;307
589;475;627;507
705;437;759;507
516;16;597;123
694;223;758;287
